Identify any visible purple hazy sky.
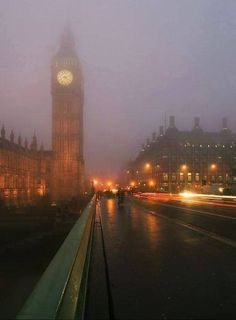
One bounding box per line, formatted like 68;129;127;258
1;0;236;179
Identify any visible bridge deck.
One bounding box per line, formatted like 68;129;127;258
86;197;236;319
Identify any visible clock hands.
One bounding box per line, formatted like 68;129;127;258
57;69;73;86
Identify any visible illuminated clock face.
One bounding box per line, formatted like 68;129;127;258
57;69;73;86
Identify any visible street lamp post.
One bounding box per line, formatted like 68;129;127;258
144;163;152;190
156;164;160;191
210;163;217;185
181;164;187;190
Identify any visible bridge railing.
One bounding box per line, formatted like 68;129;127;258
17;195;96;320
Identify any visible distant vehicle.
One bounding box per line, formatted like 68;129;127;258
51;202;57;207
104;190;115;199
202;184;235;196
222;187;234;195
117;188;125;207
202;184;224;195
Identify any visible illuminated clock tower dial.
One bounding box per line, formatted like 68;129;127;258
57;69;73;86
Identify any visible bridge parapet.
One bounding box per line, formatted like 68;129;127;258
17;196;96;320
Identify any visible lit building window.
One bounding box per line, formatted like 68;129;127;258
0;177;4;188
163;173;168;181
187;173;192;182
171;173;176;182
180;172;184;182
195;173;200;182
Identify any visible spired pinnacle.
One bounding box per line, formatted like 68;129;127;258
10;130;14;143
1;125;5;139
40;143;44;152
24;138;28;149
59;25;76;54
30;133;38;151
18;134;22;146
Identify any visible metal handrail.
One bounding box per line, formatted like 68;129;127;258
17;196;96;320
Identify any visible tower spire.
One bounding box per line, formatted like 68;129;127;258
59;25;76;55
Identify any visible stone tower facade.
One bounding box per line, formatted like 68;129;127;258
0;28;85;206
51;27;84;202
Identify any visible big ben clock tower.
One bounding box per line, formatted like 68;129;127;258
51;27;84;201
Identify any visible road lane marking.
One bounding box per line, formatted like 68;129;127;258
146;199;236;221
148;210;236;248
130;199;236;248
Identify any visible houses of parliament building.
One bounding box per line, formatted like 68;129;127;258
0;28;85;205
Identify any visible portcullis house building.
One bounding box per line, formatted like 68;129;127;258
126;116;236;193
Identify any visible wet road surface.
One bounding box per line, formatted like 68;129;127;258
86;197;236;319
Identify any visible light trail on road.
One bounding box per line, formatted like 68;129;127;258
132;192;236;243
134;192;236;209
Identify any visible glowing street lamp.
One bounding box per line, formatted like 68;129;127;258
107;181;112;187
145;163;151;170
149;179;155;187
130;181;136;187
180;165;188;190
210;164;217;170
209;163;217;184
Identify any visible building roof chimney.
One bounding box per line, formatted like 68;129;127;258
159;126;164;136
192;117;203;134
222;117;228;130
152;132;157;141
169;116;176;128
194;117;200;128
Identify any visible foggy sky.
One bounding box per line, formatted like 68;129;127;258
1;0;236;179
